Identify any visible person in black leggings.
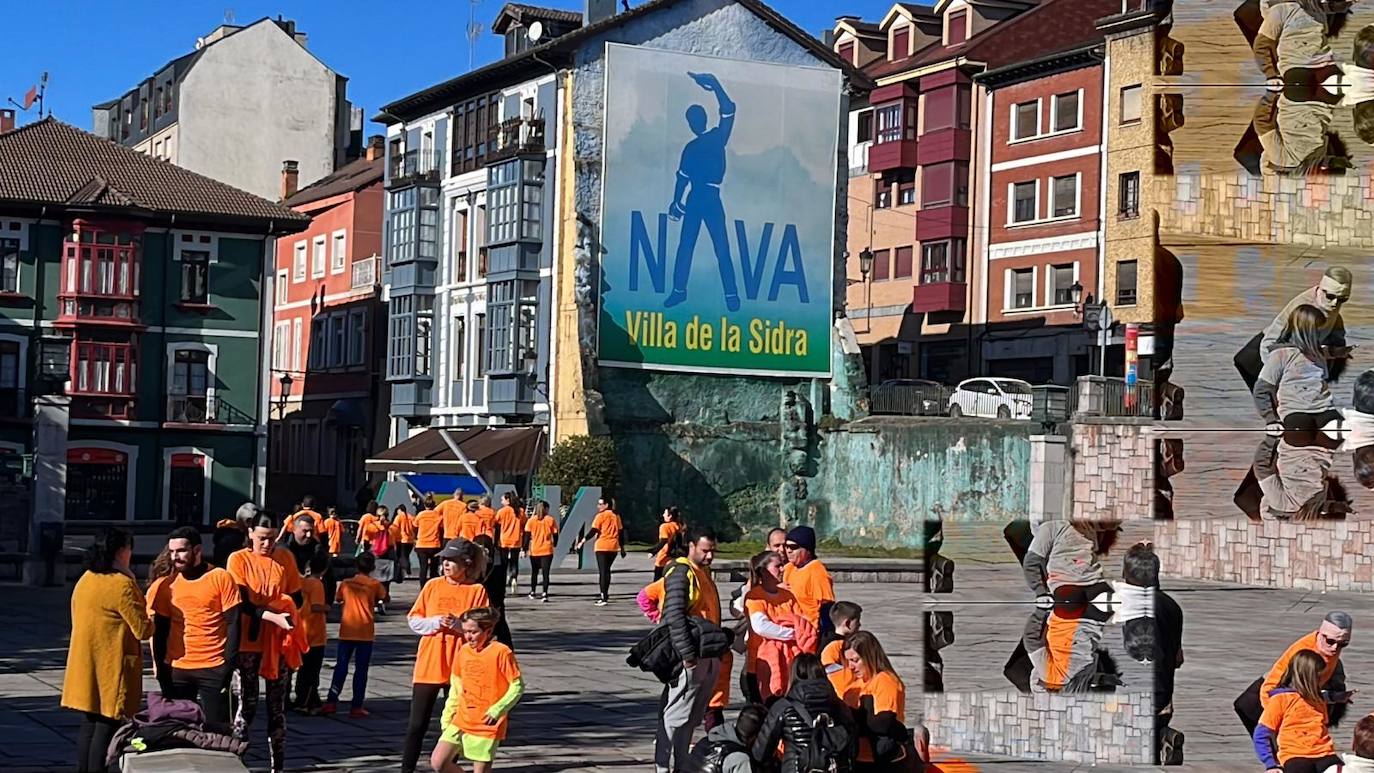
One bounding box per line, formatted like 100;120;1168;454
523;500;557;601
574;497;625;606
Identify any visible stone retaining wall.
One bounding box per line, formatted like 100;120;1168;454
923;691;1155;764
1155;518;1374;591
1069;418;1153;521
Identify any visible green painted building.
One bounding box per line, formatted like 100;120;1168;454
0;118;308;529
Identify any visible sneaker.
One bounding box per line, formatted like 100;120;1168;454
349;707;370;719
319;703;337;716
540;593;549;603
527;591;538;600
594;597;608;607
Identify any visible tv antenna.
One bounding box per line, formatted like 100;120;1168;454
467;0;482;69
224;8;236;24
7;72;48;119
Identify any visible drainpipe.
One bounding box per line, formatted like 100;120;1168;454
154;215;173;522
977;85;993;377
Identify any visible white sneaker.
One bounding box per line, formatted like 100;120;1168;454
594;598;608;607
541;593;549;603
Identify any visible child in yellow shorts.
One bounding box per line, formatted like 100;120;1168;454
430;607;524;772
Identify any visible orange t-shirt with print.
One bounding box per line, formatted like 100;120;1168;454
496;506;524;549
782;559;835;629
526;515;558;557
1260;631;1341;709
149;567;242;669
301;576;327;648
391;512;417;544
408;578;491;685
415;509;443;549
655;522;683;567
437;499;464;541
227;549;291;653
458;509;494;542
1260;690;1336;764
453;640;522;739
318;518;344;555
338;574;387;642
591;511;623;553
742;585;802;669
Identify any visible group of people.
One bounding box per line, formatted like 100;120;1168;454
635;521;920;773
60;492;545;773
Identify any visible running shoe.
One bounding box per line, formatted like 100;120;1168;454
541;593;549;603
594;597;608;607
349;707;370;719
528;591;538;600
319;703;337;716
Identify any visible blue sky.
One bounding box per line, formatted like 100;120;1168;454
2;0;895;132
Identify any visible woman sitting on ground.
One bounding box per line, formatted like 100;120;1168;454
1254;649;1342;773
843;631;918;772
1256;304;1341;433
751;653;858;773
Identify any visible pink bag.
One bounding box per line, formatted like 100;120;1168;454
370;528;390;557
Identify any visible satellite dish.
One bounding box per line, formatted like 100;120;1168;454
527;21;544;43
195;37;206;50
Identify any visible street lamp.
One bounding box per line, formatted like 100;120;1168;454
1070;280;1085;315
277;372;294;417
859;248;874;331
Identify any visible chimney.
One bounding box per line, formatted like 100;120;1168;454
280;160;300;201
586;0;618;25
365;135;385;161
0;109;14;134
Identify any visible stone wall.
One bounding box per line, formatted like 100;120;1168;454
1161;170;1374;250
1069;418;1153;521
1155;518;1374;592
923;691;1155;765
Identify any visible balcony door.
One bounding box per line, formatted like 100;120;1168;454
170;348;211;422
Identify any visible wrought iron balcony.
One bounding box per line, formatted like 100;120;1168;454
351;256;378;289
488;117;546;163
388;149;444;188
167;395;255;425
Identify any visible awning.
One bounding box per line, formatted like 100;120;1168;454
326;398;368;428
365;426;547;480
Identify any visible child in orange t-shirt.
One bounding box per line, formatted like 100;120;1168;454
431;607;524;773
415;495;444;584
319;507;345;556
293;553;331;713
1253;650;1340;772
323;552;388;718
649;507;685;581
823;600;863;704
391;505;417;584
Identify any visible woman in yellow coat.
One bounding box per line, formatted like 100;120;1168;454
61;527;153;772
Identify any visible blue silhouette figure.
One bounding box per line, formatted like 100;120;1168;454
665;72;740;312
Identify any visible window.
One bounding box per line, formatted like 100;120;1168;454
875;179;892;209
451;317;466;383
309;316;327;370
0;237;18;293
476;205;489;277
1051;175;1078;218
838;41;855;65
873;249;890;282
1119;171;1141;219
62;226;138;299
154;87;164;119
454;208;470;282
292;318;302;371
273;321;291;371
892;26;910;59
1051;264;1076;306
329;313;347;368
389;188;416;265
331;231;347;274
947;10;967;45
416;298;433;376
923;163;952;207
1013;101;1039;141
488;281;514;373
875;104;902;144
1052;91;1080;133
893;246;914;279
276;269;288;306
1117;260;1139;305
1012;181;1038;224
168;453;207;526
348;310;366;366
73;342;136;395
1120;85;1143;124
452;92;500;175
311;237;326;278
0;340;19;416
923;88;954;133
475;314;487;378
388;295;414;378
419;187;440;260
1012;268;1034;309
170;349;210;422
293;241;306;281
896;170;916;206
65;448;130;521
179;249;209;304
957;85;972;130
921;240;966;284
856;110;873;143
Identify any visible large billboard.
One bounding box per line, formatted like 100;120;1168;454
597;44;841;377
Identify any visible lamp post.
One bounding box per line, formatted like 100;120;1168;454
859;247;874;332
1069;280;1085;315
276;372;293;418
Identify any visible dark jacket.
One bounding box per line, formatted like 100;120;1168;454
682;721;753;773
628;618;732;684
278;535;328;575
752;677;857;773
663;558;700;660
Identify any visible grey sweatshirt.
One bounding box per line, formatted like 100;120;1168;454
1254;347;1331;423
1023;521;1104;596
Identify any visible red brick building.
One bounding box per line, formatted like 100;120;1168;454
267;139;387;513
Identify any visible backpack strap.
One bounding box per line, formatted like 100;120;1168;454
658;558;700;614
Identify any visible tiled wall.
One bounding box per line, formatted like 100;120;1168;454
1156;517;1374;591
1070;419;1153;521
924;691;1156;764
1160;171;1374;250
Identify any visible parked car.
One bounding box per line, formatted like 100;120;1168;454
871;379;950;416
948;378;1034;420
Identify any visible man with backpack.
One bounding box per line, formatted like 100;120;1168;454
655;528;725;773
683;704;766;773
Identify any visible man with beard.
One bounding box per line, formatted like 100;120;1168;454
149;526;244;726
279;513;333;599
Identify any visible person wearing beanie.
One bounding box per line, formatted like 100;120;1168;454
1235;612;1356;737
780;526;835;634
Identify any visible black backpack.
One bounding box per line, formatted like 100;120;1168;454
792;702;852;773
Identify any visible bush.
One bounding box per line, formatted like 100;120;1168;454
536;435;620;506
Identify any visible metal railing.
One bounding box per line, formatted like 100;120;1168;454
351;256;378;289
489;116;546;161
951;390;1034;420
848;142;871;177
388;149;444;186
870;382;950;416
1068;376;1154;418
168;395;255;425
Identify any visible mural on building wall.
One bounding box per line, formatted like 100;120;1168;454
596;44;840;377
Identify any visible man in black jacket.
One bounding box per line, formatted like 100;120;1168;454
279;513;334;602
655;528;721;773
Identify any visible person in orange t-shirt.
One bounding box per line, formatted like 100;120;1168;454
150;526;243;725
1254;650;1341;772
1238;612;1353;736
495;492;526;591
415;495;444;584
781;526;836;633
279;496;323;539
431;607;524;773
402;538;491;773
650;507;685;581
438;491;466;542
292;553;330;714
476;495;497;537
318;507;345;556
522;500;558;601
742;550;805;703
227;513;300;772
323;552;388;718
457;500;488;542
843;630;911;767
823;601;863;704
391;504;417;584
574;497;625;606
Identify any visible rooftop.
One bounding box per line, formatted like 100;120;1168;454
491;3;585;34
0;118;309;231
283;155;384;209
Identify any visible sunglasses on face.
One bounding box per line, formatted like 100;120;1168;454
1323;291;1350;304
784;543;799;551
1321;634;1350;649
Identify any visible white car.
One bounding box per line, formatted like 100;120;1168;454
948;378;1034;420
